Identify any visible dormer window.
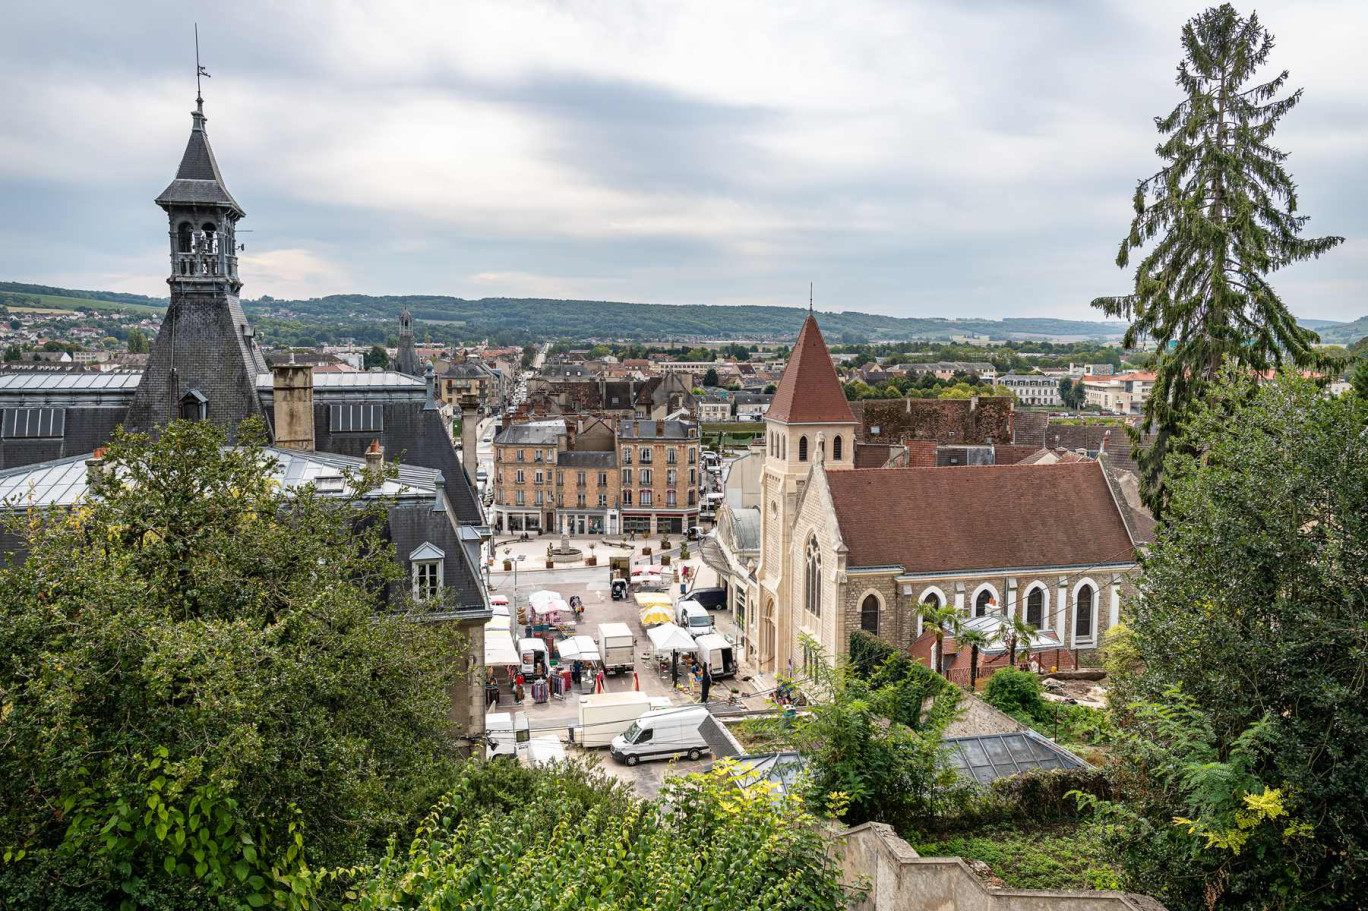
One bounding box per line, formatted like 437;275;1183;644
409;542;445;602
179;389;208;422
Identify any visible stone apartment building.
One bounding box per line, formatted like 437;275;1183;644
1082;371;1155;414
996;373;1063;407
617;419;701;535
491;416;701;535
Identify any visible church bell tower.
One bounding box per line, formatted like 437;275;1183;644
126;92;269;434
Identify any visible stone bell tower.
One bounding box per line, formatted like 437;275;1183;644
126;92;268;434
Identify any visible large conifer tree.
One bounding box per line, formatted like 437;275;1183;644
1093;4;1342;511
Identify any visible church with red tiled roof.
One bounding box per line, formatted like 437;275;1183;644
740;312;1146;682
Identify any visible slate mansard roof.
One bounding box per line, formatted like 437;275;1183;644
826;461;1138;574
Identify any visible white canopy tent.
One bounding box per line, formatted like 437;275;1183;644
555;635;600;664
484;627;520;666
528;589;562;604
647;622;698;655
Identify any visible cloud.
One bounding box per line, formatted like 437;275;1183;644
0;0;1366;320
238;248;351;300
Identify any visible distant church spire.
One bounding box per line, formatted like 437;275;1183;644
397;306;420;376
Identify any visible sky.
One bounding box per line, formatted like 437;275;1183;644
1;1;1365;321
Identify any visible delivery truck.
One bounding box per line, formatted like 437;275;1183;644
693;632;737;680
597;622;636;675
574;691;671;748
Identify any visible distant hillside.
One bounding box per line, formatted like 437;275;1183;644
241;293;1129;343
0;281;167;314
1311;316;1368;346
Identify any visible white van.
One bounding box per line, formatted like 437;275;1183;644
518;638;548;677
485;712;530;759
675;600;712;636
693;633;737;680
610;706;713;767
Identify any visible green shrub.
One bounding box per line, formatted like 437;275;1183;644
354;759;856;909
983;668;1044;719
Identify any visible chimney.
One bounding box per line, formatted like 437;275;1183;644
424;363;438;410
656;421;664;438
1100;429;1110;453
366;438;384;472
459;395;478;478
432;470;447;513
86;446;108;486
270;361;315;451
970;395;979;412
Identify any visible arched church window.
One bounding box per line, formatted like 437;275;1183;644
798;436;808;462
1075;584;1095;640
1026;587;1044;628
860;594;880;634
804;535;822;618
833;435;843;461
201;223;218;254
976;589;996;616
177;222;192;253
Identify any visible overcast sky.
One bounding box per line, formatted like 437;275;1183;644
1;1;1364;321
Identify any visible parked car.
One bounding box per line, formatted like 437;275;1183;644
687;587;727;611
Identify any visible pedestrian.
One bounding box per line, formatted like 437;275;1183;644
692;662;703;696
571;660;582;686
671;651;679;687
514;672;525;704
700;664;712;704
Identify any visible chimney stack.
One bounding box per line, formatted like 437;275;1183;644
270;361;315;451
366;438;384;472
85;446;109;487
655;421;664;438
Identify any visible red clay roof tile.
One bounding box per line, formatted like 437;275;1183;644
827;461;1137;573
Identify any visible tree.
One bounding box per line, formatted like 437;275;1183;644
1059;377;1086;409
363;343;389;370
763;383;777;394
0;420;467;909
792;637;960;829
1096;368;1368;908
702;367;719;387
1091;5;1343;513
999;614;1037;669
2;344;19;362
126;328;149;353
917;601;962;677
1351;356;1368;400
356;759;854;910
956;627;995;692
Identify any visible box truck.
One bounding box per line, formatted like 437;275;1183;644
575;692;670;748
610;706;714;766
597;622;636;675
693;633;737;680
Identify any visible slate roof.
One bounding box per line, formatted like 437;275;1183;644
766;315;856;425
494;423;564;446
155;105;244;216
556;450;617;468
617;419;695;440
826;461;1138;573
943;731;1089;786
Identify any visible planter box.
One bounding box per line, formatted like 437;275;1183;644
642;547;653;555
502;561;512;572
586;556;597;566
660;555;672;566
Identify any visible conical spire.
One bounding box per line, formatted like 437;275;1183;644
155;98;244;216
766;313;856;424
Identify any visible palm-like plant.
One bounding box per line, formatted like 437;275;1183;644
956;627;996;693
918;601;963;678
1000;614;1038;670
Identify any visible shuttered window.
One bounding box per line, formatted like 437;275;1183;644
1;408;66;439
329;404;383;433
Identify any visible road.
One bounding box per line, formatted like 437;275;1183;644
473;342;549;501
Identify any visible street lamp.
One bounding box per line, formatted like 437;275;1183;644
512;553;526;604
